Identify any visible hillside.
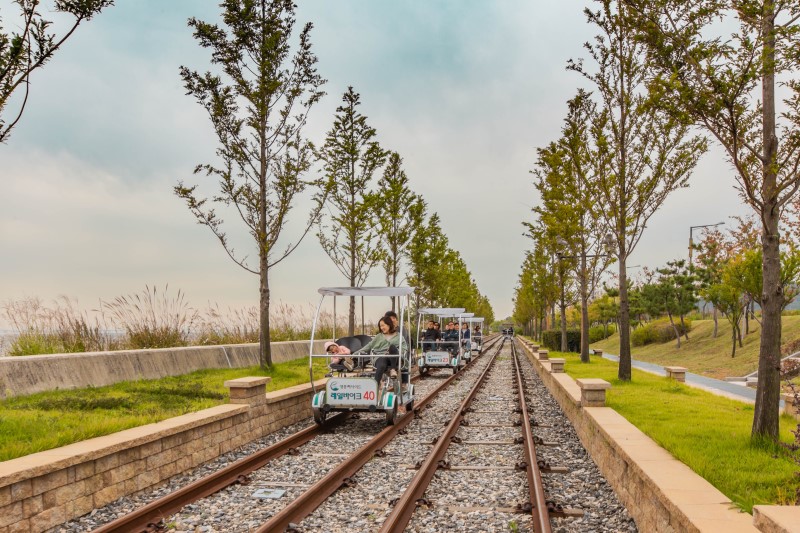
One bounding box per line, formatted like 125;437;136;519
590;315;800;379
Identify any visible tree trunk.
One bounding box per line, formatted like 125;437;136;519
258;258;272;368
680;314;689;341
667;311;681;348
390;261;398;312
618;255;632;381
713;307;719;338
731;323;737;358
348;260;356;336
560;298;568;352
738;319;744;347
752;2;780;439
560;265;568;352
745;297;750;335
580;254;590;363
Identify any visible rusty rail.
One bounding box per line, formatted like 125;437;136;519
255;337;504;532
511;338;552;533
91;414;348;533
91;334;504;533
377;338;504;532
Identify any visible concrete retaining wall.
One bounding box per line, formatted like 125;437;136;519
0;378;325;533
0;340;325;399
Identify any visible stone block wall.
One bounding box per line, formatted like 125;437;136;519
0;379;325;533
516;340;757;533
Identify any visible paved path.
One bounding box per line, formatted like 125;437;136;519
600;352;787;407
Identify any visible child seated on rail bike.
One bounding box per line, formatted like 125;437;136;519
324;341;354;373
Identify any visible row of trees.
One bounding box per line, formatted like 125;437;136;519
313;86;493;334
148;2;495;366
516;0;800;440
1;1;494;367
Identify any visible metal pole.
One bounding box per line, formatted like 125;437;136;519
689;222;725;266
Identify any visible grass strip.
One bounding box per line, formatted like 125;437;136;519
0;357;329;462
549;351;800;513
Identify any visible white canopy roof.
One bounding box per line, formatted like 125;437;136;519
318;286;415;297
436;311;474;319
463;317;484;323
417;307;465;315
455;313;475;319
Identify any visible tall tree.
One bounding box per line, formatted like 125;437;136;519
371;151;424;311
558;90;615;362
655;260;698;348
624;0;800;439
694;227;732;338
408;208;445;309
569;0;707;380
174;0;325;368
0;0;113;143
317;86;386;335
531;144;579;352
520;222;562;341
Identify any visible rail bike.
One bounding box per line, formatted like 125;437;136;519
416;308;473;375
309;287;415;426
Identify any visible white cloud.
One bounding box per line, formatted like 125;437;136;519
0;0;757;326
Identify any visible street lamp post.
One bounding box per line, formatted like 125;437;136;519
556;233;615;363
689;222;725;266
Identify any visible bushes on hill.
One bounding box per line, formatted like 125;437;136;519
589;324;616;343
631;318;692;347
540;325;616;352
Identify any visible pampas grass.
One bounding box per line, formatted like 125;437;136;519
2;288;348;355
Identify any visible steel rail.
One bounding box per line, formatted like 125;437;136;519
377;338;505;532
91;414;349;533
256;339;503;532
91;334;503;533
511;339;552;533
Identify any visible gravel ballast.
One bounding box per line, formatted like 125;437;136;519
54;337;637;532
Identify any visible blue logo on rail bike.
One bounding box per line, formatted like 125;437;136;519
329;380;340;392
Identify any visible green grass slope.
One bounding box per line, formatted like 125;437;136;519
591;315;800;379
553;351;799;512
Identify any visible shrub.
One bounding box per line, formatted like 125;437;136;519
541;329;580;352
589;324;616;343
631;324;658;347
631;318;692;347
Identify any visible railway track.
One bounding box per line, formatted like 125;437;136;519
302;337;566;532
89;336;504;532
270;338;587;532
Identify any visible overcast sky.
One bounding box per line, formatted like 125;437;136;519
0;0;749;328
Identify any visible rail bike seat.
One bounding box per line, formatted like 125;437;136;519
355;334;373;347
335;336;362;353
